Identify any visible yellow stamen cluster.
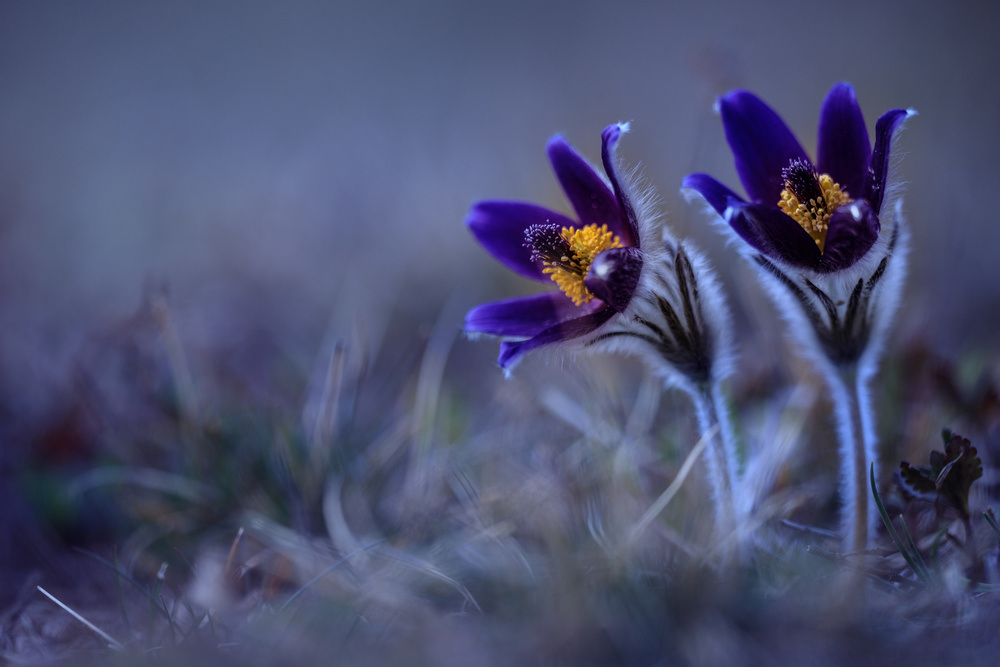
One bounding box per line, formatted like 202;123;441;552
778;173;852;252
542;224;622;306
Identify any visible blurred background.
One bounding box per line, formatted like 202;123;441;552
3;0;998;383
3;0;998;362
2;0;1000;656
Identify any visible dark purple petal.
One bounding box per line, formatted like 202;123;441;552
600;124;639;248
817;200;880;273
817;83;871;199
466;201;576;282
497;308;616;368
864;108;910;214
465;292;594;337
546;135;629;244
726;200;822;269
584;246;643;313
681;173;745;217
719;90;810;204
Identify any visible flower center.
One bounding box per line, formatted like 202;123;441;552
777;158;853;252
524;223;622;306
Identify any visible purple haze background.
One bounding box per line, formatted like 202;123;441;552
1;0;999;586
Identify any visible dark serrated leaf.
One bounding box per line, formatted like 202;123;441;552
898;461;936;495
938;433;983;519
897;431;983;520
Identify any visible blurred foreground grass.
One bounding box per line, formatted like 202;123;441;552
4;291;1000;666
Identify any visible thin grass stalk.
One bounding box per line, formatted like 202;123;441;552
626;422;715;550
37;586;125;650
870;463;933;586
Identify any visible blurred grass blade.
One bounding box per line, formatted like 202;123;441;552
627;424;717;549
374;547;482;614
73;547;171;620
280;538;387;611
897;512;932;584
870;463;932;586
984;508;1000;538
68;466;219;504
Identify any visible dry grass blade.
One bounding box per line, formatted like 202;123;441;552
225;527;245;575
374;548;483;614
68;466;219;504
280;538;388;611
36;587;124;650
626;423;717;549
151;294;199;425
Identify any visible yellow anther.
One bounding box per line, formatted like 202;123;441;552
778;173;852;253
542;224;622;305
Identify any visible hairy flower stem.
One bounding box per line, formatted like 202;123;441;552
689;382;740;558
826;363;875;554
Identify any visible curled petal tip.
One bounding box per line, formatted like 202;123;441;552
603;121;630;137
600;123;622;147
600;121;640;248
601;121;633;151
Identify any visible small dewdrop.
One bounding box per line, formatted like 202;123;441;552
526;223;622;306
777;160;853;252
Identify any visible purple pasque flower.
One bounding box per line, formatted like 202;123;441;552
465;123;646;369
684;84;916;553
682;83;910;274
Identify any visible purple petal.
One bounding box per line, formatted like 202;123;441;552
864;108;910;214
817;200;880;273
725;200;822;269
681;173;744;217
817;83;871;200
497;308;616;368
600;123;639;248
584;246;643;313
546;135;630;244
466;201;576;281
465;292;594;337
719;90;810;204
